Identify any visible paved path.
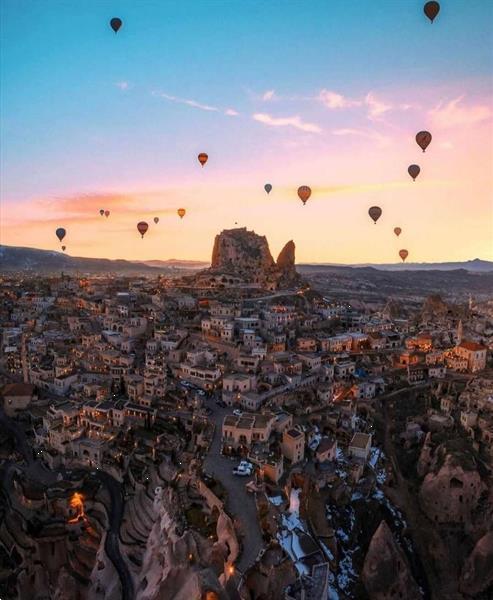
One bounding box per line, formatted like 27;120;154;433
202;398;264;572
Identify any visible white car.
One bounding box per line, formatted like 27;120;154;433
232;409;243;417
233;461;254;476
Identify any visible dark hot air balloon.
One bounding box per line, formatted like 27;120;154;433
154;217;159;224
368;206;382;224
198;153;208;167
137;222;148;239
394;227;402;237
424;1;440;23
99;209;105;216
61;246;66;252
104;210;110;218
177;208;186;219
56;228;66;242
264;183;272;194
416;131;432;152
297;186;311;205
399;249;409;262
408;165;420;181
110;18;122;33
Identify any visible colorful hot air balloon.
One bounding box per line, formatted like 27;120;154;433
368;206;382;224
198;153;208;167
56;228;66;242
99;209;105;216
394;227;402;237
264;183;272;194
416;131;432;152
154;217;159;224
137;222;149;239
424;1;440;23
177;208;186;219
61;246;66;252
408;165;420;181
399;249;409;262
104;210;110;218
297;186;311;205
110;17;122;33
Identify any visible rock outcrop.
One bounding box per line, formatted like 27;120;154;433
198;228;300;290
460;531;493;596
362;520;422;599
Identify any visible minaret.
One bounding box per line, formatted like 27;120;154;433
457;320;463;346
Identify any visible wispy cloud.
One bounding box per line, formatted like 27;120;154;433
262;90;277;101
115;81;130;91
252;113;322;133
429;96;492;129
332;127;391;147
364;92;392;120
153;91;239;117
318;89;361;109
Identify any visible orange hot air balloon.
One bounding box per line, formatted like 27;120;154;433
399;249;409;262
137;222;149;238
424;1;440;23
416;131;432;152
297;186;311;205
177;208;186;219
104;210;110;218
56;228;66;242
368;206;382;224
154;217;159;224
408;165;420;181
394;227;402;237
110;17;122;33
61;246;66;252
198;153;208;167
99;209;105;216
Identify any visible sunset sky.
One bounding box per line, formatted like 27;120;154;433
1;0;492;264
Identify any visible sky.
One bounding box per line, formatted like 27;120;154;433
1;0;492;264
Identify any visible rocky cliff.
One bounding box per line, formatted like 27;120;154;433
460;530;493;596
362;520;422;599
205;228;300;290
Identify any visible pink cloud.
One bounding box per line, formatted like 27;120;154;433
252;113;322;133
365;92;392;120
262;90;276;101
429;96;492;129
318;89;361;109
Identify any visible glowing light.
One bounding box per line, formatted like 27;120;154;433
67;492;85;523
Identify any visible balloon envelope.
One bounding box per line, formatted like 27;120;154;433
198;153;208;166
177;208;186;219
61;246;66;252
110;17;122;33
416;131;432;152
297;186;311;205
137;222;149;238
408;165;420;181
424;1;440;22
368;206;382;224
104;210;110;217
399;249;409;262
154;217;159;224
99;209;105;216
264;183;272;194
56;228;66;242
394;227;402;237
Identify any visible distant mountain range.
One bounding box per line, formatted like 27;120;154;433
1;245;492;274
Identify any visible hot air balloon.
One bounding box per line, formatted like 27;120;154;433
394;227;402;237
416;131;432;152
368;206;382;224
399;249;409;262
99;209;105;216
297;186;311;205
424;1;440;23
110;17;122;33
61;246;66;252
264;183;272;194
104;210;110;218
153;217;159;224
408;165;420;181
198;153;208;167
56;228;66;242
177;208;186;219
137;222;149;239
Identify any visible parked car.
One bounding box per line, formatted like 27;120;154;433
232;465;252;477
233;409;243;417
